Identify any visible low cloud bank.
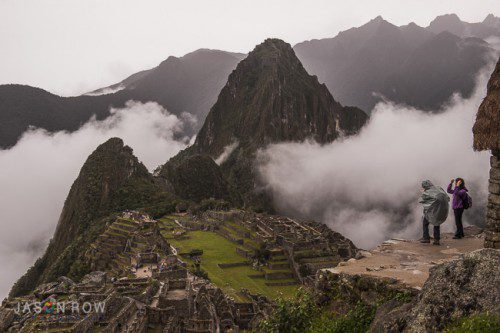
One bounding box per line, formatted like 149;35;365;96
0;101;188;298
258;63;495;249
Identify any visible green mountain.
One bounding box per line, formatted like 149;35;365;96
159;39;367;211
9;138;177;297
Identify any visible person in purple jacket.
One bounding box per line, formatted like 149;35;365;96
447;178;467;239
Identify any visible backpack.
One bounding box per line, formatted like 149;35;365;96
463;193;472;209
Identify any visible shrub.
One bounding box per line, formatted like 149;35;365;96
260;288;317;333
444;313;500;333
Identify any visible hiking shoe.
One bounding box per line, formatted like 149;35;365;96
453;235;462;239
433;240;440;245
420;238;430;243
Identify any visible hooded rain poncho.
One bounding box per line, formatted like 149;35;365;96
419;180;450;226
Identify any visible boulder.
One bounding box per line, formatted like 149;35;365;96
403;248;500;332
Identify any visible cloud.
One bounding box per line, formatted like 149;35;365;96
215;140;239;165
84;84;126;96
0;101;188;298
257;62;495;249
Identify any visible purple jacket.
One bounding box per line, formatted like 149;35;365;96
447;183;468;210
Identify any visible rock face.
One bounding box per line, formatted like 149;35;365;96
473;57;500;248
161;38;367;209
194;38;367;155
9;138;175;297
404;249;500;332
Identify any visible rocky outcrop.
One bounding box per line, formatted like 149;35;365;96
403;248;499;332
365;248;500;332
314;270;417;310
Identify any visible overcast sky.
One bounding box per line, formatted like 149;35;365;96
0;0;498;96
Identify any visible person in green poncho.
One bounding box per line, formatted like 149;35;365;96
419;180;450;245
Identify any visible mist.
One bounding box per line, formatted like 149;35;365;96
0;101;188;298
257;62;496;249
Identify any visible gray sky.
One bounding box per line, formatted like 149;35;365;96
0;0;498;96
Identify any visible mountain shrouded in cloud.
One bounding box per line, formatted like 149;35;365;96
1;15;498;150
257;60;496;249
0;101;187;298
159;38;367;210
9;137;177;297
0;50;244;149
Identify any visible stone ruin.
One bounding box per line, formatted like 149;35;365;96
0;211;272;332
201;210;357;282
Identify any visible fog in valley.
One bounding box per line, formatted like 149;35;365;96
257;60;496;249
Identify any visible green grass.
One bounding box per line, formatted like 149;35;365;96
167;230;297;301
444;313;500;333
226;220;251;233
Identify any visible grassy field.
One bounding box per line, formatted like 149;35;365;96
167;230;298;301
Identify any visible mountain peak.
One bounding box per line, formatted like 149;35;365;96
432;13;461;23
483;13;500;28
192;38;367;156
428;13;465;36
159;38;367;209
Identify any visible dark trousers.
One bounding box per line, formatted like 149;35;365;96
454;208;464;237
423;217;440;240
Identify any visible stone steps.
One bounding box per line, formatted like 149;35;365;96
264;271;294;280
267;261;290;270
108;225;133;237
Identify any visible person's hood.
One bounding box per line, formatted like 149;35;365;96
422;180;433;190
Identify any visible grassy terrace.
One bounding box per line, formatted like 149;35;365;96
166;229;298;301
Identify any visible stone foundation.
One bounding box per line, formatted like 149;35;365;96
485;151;500;249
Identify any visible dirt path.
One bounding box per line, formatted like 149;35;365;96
324;226;484;289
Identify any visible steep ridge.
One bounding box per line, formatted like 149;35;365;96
9;138;176;297
159;39;367;210
0;50;244;148
428;13;500;39
294;15;495;111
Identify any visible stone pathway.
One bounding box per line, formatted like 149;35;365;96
133;263;156;278
324;226;484;289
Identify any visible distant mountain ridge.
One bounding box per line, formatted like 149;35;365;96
1;14;498;148
294;14;497;112
428;13;500;39
0;50;244;149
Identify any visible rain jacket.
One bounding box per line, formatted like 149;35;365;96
419;180;450;226
447;183;468;210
